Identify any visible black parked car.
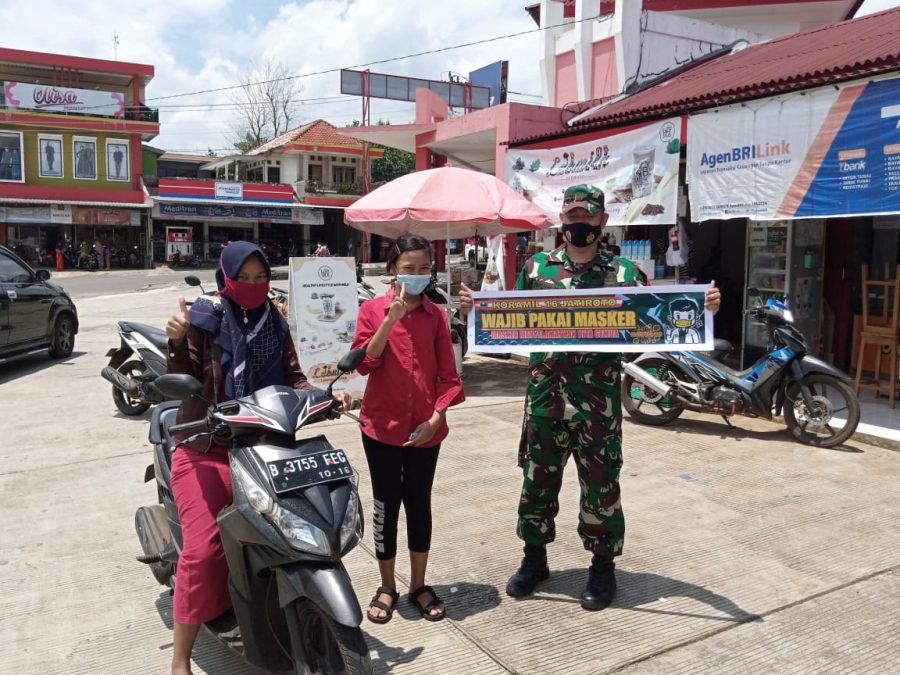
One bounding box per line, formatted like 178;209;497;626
0;245;78;365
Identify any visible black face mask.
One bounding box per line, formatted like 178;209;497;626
561;222;602;248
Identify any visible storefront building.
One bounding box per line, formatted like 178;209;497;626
0;47;159;264
508;7;900;378
149;178;324;262
203;119;383;259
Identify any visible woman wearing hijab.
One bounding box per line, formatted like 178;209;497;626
164;241;351;675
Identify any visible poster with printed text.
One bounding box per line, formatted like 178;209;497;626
468;285;713;353
290;257;366;399
506;119;682;226
687;76;900;221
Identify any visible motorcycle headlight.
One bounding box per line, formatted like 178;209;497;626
232;459;331;556
340;488;361;551
269;505;331;556
231;460;273;514
783;309;795;323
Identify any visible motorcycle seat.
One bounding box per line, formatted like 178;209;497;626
120;322;169;352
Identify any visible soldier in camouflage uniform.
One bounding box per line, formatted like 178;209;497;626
461;184;720;611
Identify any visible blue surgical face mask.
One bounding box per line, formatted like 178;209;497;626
395;274;431;296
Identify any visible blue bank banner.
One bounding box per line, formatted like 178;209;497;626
688;76;900;221
467;286;714;353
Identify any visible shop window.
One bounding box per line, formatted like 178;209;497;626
73;136;98;180
268;166;281;183
106;139;130;182
308;164;323;183
0;130;24;182
38;134;64;179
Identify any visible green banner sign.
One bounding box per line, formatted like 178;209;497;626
468;285;713;353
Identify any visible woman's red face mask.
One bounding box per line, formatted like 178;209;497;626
221;255;270;309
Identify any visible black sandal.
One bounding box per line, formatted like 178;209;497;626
408;585;446;622
367;586;399;624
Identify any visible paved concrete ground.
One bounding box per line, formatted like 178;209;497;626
1;280;898;674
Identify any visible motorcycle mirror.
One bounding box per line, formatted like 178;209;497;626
338;348;366;374
747;287;760;298
184;275;202;287
155;374;204;400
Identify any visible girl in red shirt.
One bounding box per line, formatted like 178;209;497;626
352;234;464;623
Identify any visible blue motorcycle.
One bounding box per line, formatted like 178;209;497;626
622;291;860;448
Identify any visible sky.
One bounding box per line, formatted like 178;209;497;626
0;0;896;154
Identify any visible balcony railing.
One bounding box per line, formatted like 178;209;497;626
305;179;363;196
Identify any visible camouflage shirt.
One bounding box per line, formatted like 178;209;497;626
516;246;645;421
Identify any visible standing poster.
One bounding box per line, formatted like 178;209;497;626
289;257;365;399
507;118;681;226
687;76;900;221
468;285;713;353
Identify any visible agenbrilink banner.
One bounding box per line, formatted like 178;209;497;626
687;76;900;221
507;119;682;226
467;286;713;353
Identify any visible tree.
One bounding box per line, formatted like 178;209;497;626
231;60;301;152
371;146;415;184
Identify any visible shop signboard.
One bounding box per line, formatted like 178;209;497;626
0;206;51;224
687;76;900;221
215;181;244;200
468;285;713;353
3;81;124;117
157;202;299;222
506;119;682;226
0;205;74;224
50;205;73;224
294;208;325;226
72;207;140;226
289;257;365;399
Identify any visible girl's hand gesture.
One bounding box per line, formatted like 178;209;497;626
387;283;409;323
166;296;190;345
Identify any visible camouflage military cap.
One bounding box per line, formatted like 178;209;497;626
562;184;605;215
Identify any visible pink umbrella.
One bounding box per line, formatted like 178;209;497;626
344;166;549;239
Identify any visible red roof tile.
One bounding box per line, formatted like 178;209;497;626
247;119;369;155
513;7;900;144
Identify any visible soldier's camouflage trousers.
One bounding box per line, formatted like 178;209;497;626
516;414;624;558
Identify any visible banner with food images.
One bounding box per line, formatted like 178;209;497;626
506;119;681;226
289;257;365;398
467;285;712;353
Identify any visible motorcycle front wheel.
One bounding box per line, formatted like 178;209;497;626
288;599;372;675
783;374;860;448
112;360;152;416
621;357;685;426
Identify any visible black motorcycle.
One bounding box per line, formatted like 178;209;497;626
101;275;206;415
136;349;372;674
169;249;202;268
622;290;861;448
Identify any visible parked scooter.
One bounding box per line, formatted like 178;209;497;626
622;289;860;448
101;319;170;415
101;275;209;415
135;350;372;674
169;249;202;268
